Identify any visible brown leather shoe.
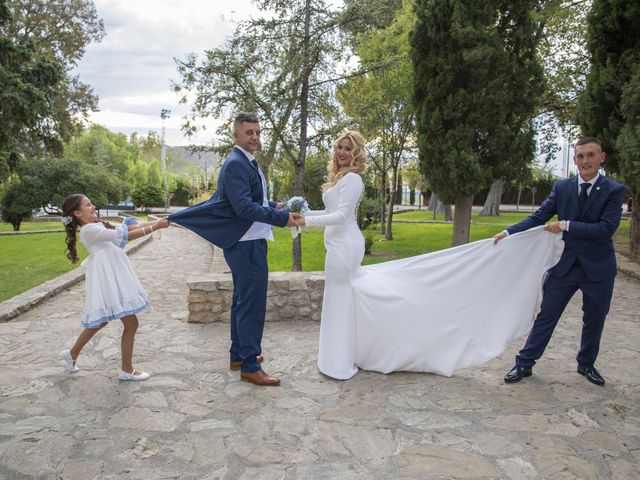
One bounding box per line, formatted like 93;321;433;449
230;355;264;371
240;369;280;386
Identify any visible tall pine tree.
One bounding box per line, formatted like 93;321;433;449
578;0;640;255
410;0;543;245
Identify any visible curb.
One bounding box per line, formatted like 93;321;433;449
0;234;153;323
617;252;640;283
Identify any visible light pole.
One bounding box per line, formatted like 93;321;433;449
160;109;171;210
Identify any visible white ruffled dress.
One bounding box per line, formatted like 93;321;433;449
79;222;150;328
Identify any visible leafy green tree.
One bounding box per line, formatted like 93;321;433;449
579;0;640;255
0;175;33;230
175;0;351;270
131;159;165;209
171;175;192;206
341;0;403;41
339;0;416;240
536;1;591;125
20;156;121;210
66;124;138;179
302;151;328;209
0;156;121;230
4;0;105;146
403;161;422;206
411;0;543;245
616;66;640;255
0;0;64;180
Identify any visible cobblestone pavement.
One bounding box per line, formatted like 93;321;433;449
0;227;639;479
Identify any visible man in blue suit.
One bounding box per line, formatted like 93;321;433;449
494;137;624;386
170;113;301;386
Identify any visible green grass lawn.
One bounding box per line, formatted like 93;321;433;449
0;221;64;232
266;219;515;271
0;232;88;302
0;211;634;303
396;209;540;225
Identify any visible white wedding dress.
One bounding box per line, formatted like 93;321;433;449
306;173;564;379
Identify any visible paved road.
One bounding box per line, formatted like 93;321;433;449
0;226;639;479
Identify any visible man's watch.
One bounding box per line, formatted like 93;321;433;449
559;220;567;231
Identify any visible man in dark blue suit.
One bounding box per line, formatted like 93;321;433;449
494;137;625;386
170;113;301;386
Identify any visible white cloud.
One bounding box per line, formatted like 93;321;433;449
75;0;257;145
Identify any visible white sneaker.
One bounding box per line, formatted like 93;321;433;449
118;369;150;381
60;350;80;373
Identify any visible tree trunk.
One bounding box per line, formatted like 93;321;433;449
480;178;504;216
429;192;452;221
395;172;403;205
379;173;387;234
631;191;639;257
451;195;473;246
443;203;453;221
428;192;438;220
385;166;398;240
409;189;415;205
291;0;311;272
428;192;437;211
260;141;277;189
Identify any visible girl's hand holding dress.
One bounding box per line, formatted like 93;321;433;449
155;218;170;229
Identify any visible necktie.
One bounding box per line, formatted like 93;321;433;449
578;182;589;211
251;159;267;204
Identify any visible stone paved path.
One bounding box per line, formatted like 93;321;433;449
0;227;639;479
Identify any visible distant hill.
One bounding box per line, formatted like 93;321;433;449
165;146;222;176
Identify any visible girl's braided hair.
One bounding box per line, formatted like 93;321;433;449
61;194;114;264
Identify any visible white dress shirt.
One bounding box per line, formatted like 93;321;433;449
235;145;274;242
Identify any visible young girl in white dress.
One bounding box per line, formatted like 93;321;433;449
58;194;169;381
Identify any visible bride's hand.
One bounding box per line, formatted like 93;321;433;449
287;213;302;227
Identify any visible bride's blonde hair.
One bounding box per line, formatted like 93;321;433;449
322;130;367;192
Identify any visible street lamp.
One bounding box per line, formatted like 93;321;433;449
160;109;171;210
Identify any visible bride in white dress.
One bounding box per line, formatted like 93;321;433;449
303;131;564;380
304;131;367;379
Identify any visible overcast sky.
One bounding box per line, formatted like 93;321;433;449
75;0;256;146
74;1;571;176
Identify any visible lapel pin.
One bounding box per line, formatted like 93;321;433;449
596;187;600;191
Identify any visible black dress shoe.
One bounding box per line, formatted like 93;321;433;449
504;365;532;383
577;365;605;386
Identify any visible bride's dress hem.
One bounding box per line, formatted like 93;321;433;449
318;365;358;380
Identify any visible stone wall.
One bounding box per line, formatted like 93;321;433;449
187;271;325;323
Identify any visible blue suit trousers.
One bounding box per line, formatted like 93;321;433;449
223;239;268;373
516;261;615;369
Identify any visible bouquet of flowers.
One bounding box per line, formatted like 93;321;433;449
283;196;309;238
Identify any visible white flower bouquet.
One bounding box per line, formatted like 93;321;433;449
283;196;309;238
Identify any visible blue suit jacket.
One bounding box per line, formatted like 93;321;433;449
169;147;289;248
507;175;624;281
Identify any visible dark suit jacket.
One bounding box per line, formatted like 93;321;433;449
169;147;289;248
507;175;624;281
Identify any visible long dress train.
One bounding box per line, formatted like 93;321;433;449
306;173;564;379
